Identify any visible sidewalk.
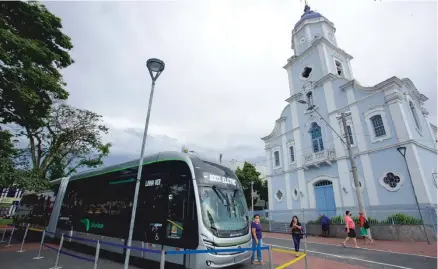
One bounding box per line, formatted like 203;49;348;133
0;241;373;269
0;224;12;230
264;232;438;257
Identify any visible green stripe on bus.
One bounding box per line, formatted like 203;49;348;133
70;159;188;181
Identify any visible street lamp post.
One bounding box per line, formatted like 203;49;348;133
124;58;165;269
251;181;254;212
297;100;367;217
396;146;430;244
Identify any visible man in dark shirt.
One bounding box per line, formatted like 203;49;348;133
321;214;330;237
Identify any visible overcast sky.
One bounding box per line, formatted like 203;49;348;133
43;0;437;165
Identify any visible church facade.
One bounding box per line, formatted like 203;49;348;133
261;5;437;220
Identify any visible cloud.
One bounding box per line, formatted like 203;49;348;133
41;0;437;165
104;121;265;165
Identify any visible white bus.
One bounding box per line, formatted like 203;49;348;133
20;151;251;268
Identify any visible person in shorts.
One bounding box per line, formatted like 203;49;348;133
359;212;374;244
342;210;359;248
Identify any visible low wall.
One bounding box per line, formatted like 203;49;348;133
305;223;437;242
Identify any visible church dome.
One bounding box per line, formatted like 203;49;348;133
294;5;322;29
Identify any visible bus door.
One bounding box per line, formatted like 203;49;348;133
135;169;194;267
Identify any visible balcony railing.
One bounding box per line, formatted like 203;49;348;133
303;148;336;169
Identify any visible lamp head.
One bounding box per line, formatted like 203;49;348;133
397;146;407;157
147;58;165;72
146;58;165;81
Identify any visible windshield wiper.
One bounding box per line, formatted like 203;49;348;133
233;189;238;198
212;185;233;218
212;185;229;206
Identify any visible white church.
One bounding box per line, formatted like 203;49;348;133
261;4;437;221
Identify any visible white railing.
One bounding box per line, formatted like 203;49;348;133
303;148;336;167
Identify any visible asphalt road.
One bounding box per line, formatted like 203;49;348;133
0;239;269;269
263;237;437;269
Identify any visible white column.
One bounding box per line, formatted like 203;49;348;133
318;45;329;75
265;150;274;210
347;60;354;79
406;144;433;204
324;81;346;158
336;159;355;207
297;169;309;208
386;91;412;142
350;103;380;206
349;104;367;151
280;120;293;209
285;173;292;209
359;154;380;206
288;98;310;209
289;100;303;167
424;116;437;149
322;44;333;75
332;178;343;208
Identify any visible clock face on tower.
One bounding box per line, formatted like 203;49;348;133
299;36;306;44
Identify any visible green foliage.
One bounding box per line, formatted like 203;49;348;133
235;162;267;209
0;2;110;192
0;128;18;187
259;216;269;224
0;127;49;191
307;215;322;224
19;102;111;180
328;215;343;224
0;1;74;128
308;213;421;225
384;213;423;225
0;218;13;225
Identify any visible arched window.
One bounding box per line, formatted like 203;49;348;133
314;180;332;187
334;60;344;76
306;91;314;106
309;122;324;153
273;151;280;167
409;101;421;130
370;115;386;137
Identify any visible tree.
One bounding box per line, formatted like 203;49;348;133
0;127;48;191
235;162;268;209
19;102;111;180
0;128;18;187
0;1;74;127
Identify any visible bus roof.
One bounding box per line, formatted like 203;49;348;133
68;151;194;181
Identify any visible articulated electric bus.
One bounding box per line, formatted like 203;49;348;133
18;151;251;268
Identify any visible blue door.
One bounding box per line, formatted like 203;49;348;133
314;180;336;217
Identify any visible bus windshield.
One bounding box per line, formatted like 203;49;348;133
199;185;248;237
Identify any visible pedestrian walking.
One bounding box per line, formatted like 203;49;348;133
251;214;264;265
321;214;330;237
342;210;359;248
289;215;302;257
359;212;374;244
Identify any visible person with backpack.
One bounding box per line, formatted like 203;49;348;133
359;212;374;244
